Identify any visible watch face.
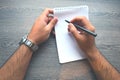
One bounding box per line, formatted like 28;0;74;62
25;40;32;47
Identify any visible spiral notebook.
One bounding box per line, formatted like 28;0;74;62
54;6;88;63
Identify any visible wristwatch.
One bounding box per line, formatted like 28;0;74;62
19;35;38;52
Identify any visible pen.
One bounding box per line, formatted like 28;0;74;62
65;20;97;37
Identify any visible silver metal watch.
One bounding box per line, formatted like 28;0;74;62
19;35;38;52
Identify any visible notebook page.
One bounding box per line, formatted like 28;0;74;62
54;6;89;63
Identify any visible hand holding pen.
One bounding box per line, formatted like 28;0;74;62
67;16;97;53
65;20;97;37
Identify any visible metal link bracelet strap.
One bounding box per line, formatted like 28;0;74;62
19;35;38;52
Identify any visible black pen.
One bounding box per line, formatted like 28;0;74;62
65;20;97;37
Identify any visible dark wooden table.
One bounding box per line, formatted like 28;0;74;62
0;0;120;80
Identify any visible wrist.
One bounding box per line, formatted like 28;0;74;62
20;44;33;52
19;35;39;52
27;35;38;45
85;46;99;57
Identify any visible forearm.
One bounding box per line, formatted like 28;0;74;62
86;48;120;80
68;16;120;80
0;9;57;80
0;45;33;80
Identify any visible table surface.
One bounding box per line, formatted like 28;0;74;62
0;0;120;80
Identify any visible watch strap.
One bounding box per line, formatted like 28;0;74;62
19;35;38;52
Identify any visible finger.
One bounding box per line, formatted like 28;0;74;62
46;17;58;31
39;8;53;19
71;16;95;32
48;15;54;22
38;8;54;24
71;16;88;26
68;23;82;40
43;8;53;17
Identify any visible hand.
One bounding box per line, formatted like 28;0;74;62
28;8;58;45
68;16;96;54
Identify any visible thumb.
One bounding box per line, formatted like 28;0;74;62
47;17;58;31
68;23;80;39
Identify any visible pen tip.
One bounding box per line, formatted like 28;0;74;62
65;20;70;23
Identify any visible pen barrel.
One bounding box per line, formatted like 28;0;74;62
65;20;97;37
74;24;97;37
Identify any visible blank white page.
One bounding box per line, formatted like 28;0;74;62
54;6;89;63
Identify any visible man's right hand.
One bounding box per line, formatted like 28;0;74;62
68;16;97;54
68;16;120;80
